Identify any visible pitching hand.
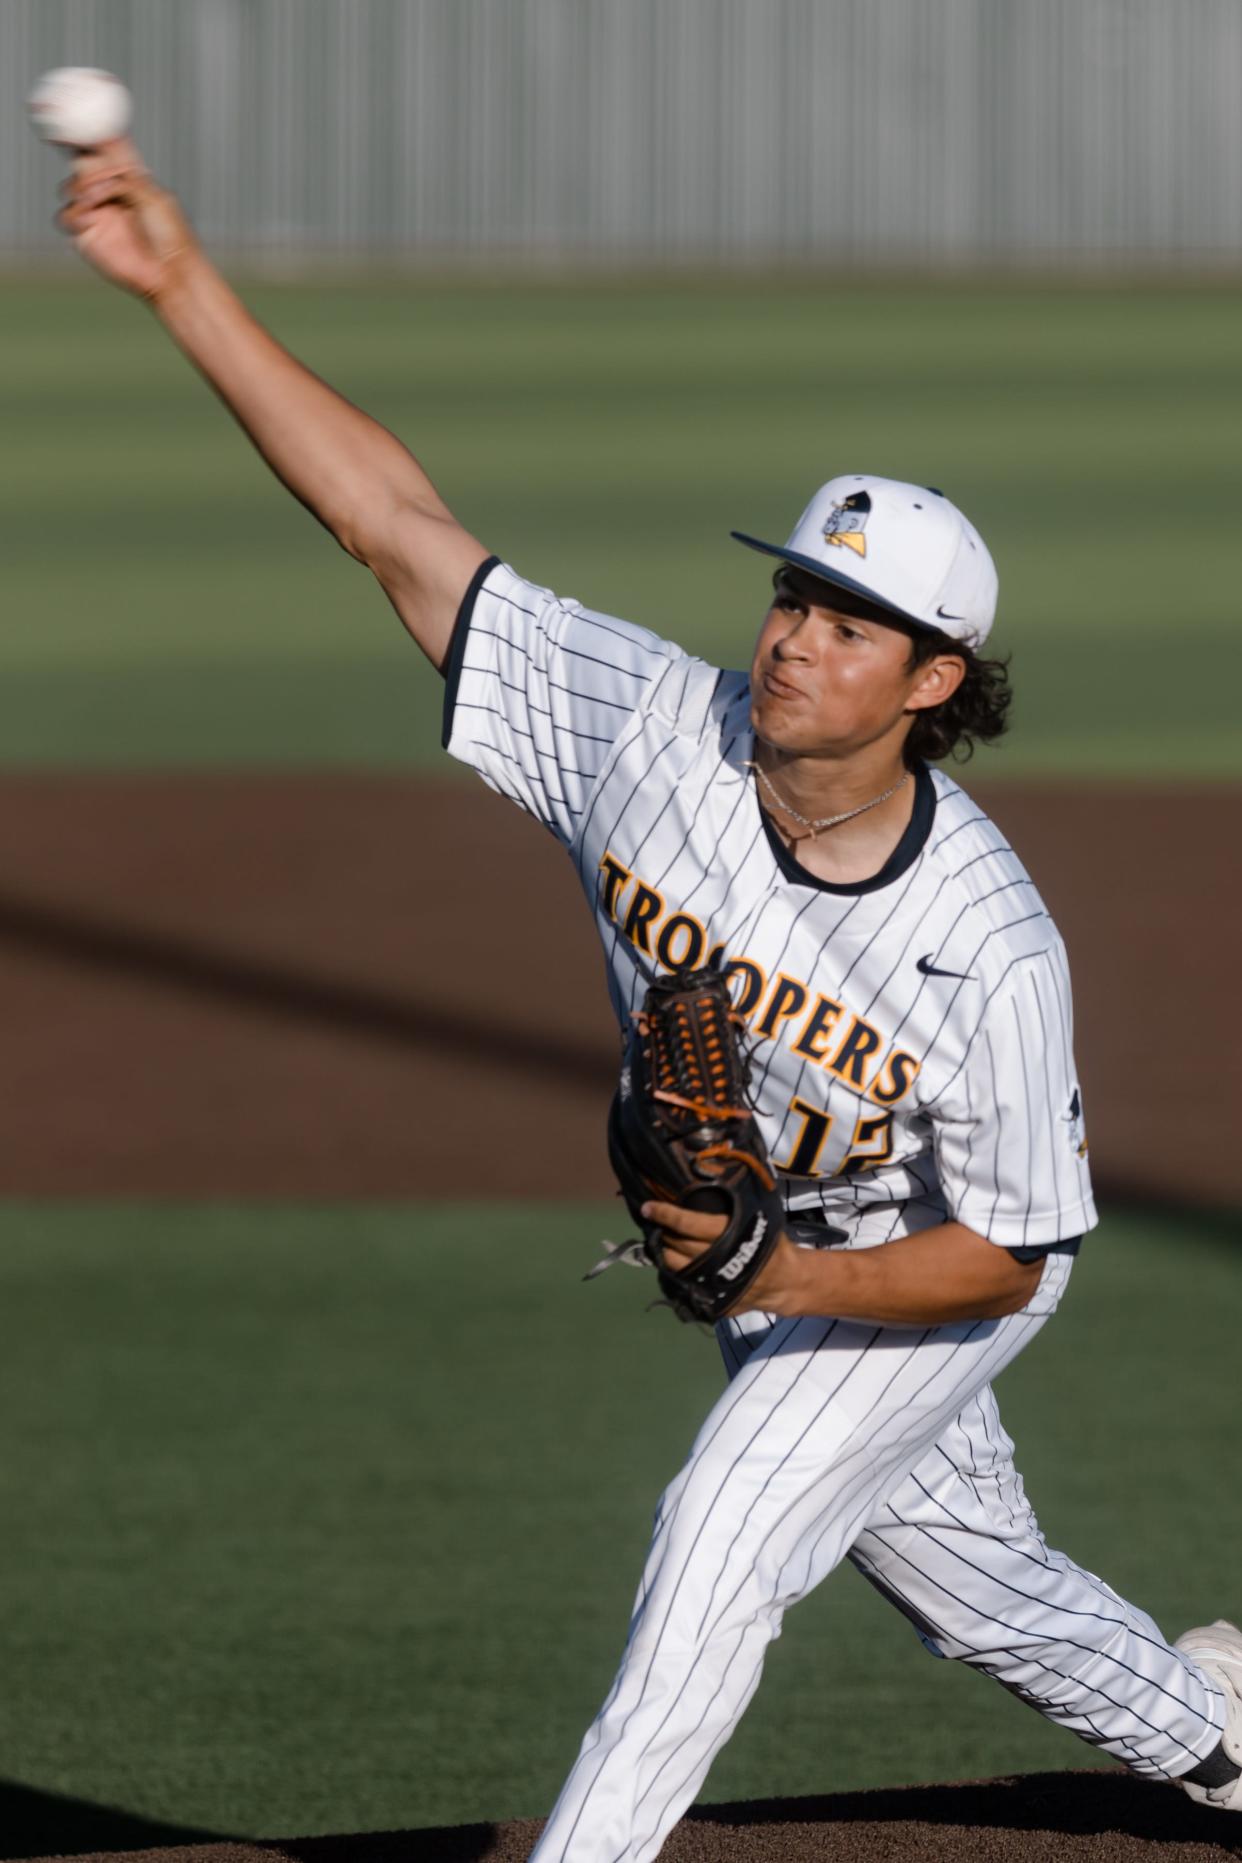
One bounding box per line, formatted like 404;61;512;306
57;139;196;300
640;1199;808;1317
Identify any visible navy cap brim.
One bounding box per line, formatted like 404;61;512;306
730;531;939;634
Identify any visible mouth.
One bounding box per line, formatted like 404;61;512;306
760;668;806;702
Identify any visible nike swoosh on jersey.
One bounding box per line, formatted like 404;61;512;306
917;953;975;981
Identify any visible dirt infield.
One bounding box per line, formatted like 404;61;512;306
0;771;1235;1204
13;1772;1242;1862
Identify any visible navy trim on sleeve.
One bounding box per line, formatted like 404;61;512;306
1006;1236;1082;1264
440;554;501;750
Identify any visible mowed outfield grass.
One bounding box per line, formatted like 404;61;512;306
0;1200;1236;1839
1;273;1241;775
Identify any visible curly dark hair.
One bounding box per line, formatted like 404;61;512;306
901;626;1012;768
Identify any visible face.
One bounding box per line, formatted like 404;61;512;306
749;568;966;758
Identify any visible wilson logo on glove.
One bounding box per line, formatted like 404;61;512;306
718;1216;768;1282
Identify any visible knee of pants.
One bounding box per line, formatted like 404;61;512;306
883;1593;1149;1698
848;1536;1109;1676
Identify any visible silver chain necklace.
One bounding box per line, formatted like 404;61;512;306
746;760;909;841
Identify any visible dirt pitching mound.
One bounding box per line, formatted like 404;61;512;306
14;1772;1242;1862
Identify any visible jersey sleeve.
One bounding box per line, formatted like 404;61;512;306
930;949;1098;1248
441;557;685;845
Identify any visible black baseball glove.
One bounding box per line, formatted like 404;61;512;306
598;962;785;1324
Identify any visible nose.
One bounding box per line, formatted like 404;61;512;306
772;613;816;662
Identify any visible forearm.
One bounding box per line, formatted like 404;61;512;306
62;146;488;665
771;1222;1043;1325
152;253;442;564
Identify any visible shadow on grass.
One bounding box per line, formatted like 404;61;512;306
686;1769;1238;1846
0;1779;218;1859
173;1773;1242;1860
7;1772;1241;1861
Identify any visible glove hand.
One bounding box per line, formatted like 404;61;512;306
640;1199;806;1317
606;962;785;1324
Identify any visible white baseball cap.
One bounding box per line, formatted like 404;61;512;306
731;474;998;647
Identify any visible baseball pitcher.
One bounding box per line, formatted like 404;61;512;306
56;140;1242;1862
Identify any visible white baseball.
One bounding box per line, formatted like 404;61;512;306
27;66;133;149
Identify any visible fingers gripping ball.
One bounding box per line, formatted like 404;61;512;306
606;964;784;1323
27;68;132;149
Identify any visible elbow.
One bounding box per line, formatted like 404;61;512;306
333;506;383;566
347;493;451;580
989;1259;1045;1316
951;1224;1045;1318
280;490;373;566
328;483;406;570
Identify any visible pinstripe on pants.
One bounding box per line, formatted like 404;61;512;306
529;1256;1224;1863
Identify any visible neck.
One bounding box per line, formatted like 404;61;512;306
756;736;911;820
752;740;919;882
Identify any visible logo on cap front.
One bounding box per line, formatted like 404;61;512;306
821;490;870;558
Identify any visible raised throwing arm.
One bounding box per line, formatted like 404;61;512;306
58;140;489;669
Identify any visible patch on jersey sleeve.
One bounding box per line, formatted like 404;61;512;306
822;490;871;557
1063;1085;1089;1159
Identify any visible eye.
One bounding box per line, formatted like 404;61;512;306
835;621;864;642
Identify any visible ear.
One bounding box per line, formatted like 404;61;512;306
904;652;966;716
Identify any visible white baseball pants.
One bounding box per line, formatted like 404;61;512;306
529;1254;1225;1863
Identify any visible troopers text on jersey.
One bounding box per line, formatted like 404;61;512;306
600;851;921;1110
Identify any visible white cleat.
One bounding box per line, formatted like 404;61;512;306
1175;1619;1242;1809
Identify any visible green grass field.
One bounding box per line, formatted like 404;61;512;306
1;273;1238;1844
2;273;1241;774
0;1200;1236;1838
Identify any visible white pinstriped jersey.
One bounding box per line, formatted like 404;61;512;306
444;558;1098;1256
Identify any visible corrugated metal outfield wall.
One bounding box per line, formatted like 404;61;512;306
4;0;1242;266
